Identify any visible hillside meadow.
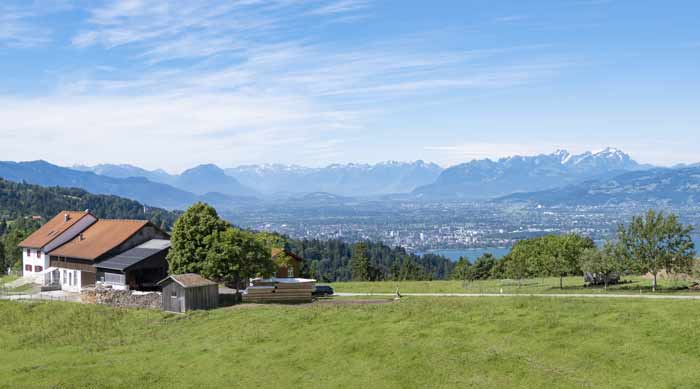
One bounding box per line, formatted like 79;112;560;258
2;296;700;388
330;276;700;295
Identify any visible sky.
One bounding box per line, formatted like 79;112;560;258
0;0;698;172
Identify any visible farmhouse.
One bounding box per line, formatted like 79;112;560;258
18;211;98;284
19;210;169;292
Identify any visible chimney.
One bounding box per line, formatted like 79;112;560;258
64;213;70;222
79;233;85;241
84;209;90;214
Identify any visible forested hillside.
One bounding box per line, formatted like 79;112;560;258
0;178;180;228
289;238;454;282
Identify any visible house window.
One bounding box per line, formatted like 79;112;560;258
36;251;41;258
25;264;32;272
25;249;30;256
35;266;43;272
171;290;177;298
63;270;67;285
288;266;294;278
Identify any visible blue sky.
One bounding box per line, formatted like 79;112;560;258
0;0;698;172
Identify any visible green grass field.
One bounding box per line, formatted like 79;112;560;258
2;297;700;388
330;276;699;295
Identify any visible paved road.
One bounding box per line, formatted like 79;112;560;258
335;292;700;300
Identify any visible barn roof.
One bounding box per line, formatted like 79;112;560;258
96;239;170;271
49;219;150;260
18;211;94;249
158;273;217;288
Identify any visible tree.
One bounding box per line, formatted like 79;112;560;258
309;260;321;281
350;242;370;281
204;227;274;292
451;257;472;280
510;234;594;289
0;240;5;273
579;242;625;289
503;251;530;286
617;210;696;291
167;203;229;275
3;227;33;270
471;254;497;280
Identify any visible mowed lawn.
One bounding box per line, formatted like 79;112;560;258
330;276;700;295
2;298;700;388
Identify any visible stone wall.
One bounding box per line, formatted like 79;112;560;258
81;287;161;310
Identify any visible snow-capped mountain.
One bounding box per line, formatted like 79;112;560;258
225;160;443;196
413;148;649;199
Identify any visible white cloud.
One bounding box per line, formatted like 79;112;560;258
0;0;576;169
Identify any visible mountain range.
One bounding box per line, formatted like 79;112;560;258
413;148;648;199
1;148;697;210
500;166;700;206
77;160;443;198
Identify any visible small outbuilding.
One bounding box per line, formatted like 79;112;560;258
158;274;218;313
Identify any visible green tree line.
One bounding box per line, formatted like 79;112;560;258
450;210;697;291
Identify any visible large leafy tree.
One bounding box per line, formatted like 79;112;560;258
579;242;626;289
617;210;696;291
350;242;370;281
167;203;229;275
204;227;274;292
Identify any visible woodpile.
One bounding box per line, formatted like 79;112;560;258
242;278;315;303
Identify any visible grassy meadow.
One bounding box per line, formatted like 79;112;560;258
2;297;700;388
330;276;700;295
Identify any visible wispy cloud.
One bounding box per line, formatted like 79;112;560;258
0;4;52;48
0;0;575;168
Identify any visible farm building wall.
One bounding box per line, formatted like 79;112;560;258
184;285;218;311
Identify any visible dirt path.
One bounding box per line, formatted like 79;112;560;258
335;292;700;300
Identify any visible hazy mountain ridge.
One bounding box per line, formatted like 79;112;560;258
225;160;443;196
500;166;700;205
0;160;248;210
413;148;649;199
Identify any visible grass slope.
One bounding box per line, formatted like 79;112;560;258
2;298;700;388
331;276;699;295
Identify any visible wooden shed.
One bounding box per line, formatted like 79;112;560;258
158;274;218;313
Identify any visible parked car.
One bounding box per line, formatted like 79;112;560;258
312;285;334;297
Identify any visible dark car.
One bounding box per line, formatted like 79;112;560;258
312;285;334;297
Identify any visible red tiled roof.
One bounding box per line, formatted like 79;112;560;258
18;211;93;249
48;219;150;261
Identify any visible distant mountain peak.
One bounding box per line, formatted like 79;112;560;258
413;147;647;199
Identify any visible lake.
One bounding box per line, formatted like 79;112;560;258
422;247;512;261
425;236;700;262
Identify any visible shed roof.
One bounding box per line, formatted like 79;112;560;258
18;211;94;249
96;239;170;271
49;219;150;260
158;273;217;288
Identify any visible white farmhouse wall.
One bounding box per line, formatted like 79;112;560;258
22;249;49;282
58;268;82;292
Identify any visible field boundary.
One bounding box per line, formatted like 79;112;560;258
336;292;700;300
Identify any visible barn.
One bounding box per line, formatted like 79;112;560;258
158;274;219;313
